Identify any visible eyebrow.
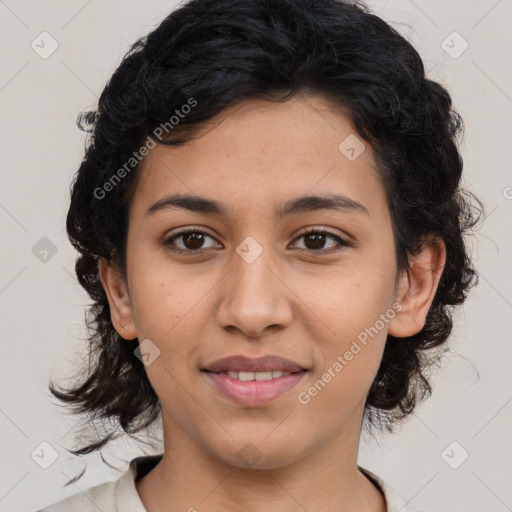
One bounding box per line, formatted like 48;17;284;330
146;192;370;219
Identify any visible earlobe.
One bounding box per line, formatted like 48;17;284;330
388;237;446;338
98;258;138;340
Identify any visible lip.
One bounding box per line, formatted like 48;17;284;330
204;370;307;407
202;354;308;373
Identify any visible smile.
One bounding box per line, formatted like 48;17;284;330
203;370;308;407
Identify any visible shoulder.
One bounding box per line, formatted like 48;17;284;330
36;455;156;512
359;466;426;512
36;478;118;512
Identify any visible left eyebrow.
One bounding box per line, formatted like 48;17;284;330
145;192;370;218
276;193;370;219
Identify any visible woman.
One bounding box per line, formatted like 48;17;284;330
39;0;481;510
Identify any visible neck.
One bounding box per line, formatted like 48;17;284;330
136;412;386;512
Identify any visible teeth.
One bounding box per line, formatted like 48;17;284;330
255;371;272;381
225;370;290;381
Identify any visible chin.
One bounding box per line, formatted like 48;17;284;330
207;436;305;471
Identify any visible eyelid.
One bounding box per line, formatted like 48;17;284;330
165;225;214;238
293;225;347;240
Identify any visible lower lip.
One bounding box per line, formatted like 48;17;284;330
203;371;307;407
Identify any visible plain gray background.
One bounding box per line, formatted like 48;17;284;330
1;1;511;511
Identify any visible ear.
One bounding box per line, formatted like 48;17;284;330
388;236;446;338
98;258;138;340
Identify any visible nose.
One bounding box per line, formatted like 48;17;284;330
215;242;293;339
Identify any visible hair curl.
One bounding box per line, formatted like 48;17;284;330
50;0;483;464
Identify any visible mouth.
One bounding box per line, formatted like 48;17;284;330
201;354;309;407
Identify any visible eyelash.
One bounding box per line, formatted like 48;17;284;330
163;226;352;256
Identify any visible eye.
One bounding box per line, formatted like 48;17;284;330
163;227;221;253
291;228;351;255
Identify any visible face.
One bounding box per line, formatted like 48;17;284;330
100;93;444;470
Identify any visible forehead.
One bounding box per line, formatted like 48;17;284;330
131;94;388;222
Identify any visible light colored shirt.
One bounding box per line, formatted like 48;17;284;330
37;454;423;512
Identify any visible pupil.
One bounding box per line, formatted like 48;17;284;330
184;233;204;250
305;233;325;250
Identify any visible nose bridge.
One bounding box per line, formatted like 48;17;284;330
216;235;291;336
230;234;278;306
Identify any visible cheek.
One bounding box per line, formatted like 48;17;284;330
295;255;394;395
126;253;217;374
296;258;395;340
297;326;387;421
127;249;209;337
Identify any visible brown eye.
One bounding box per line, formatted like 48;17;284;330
292;229;350;254
303;232;329;250
181;232;207;250
164;228;220;253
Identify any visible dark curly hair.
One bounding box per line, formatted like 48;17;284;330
49;0;483;467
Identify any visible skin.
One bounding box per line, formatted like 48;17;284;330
100;93;446;512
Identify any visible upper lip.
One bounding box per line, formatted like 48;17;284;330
202;355;308;373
